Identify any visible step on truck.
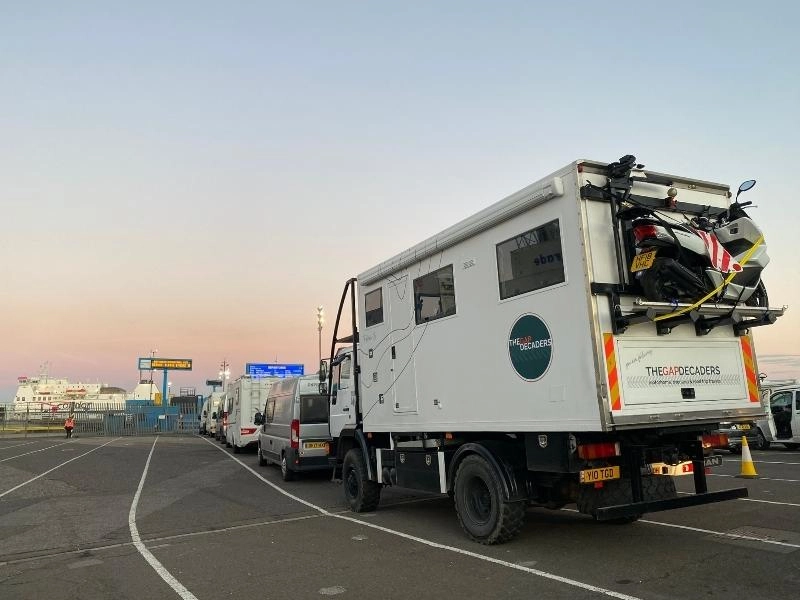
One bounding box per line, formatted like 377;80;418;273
321;155;786;544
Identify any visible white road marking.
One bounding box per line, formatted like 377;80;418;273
677;491;800;508
0;439;117;498
0;441;38;451
0;441;71;463
202;437;644;600
750;460;800;465
639;519;800;549
711;473;800;483
128;437;198;600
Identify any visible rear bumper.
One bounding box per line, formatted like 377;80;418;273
286;448;330;472
595;487;748;520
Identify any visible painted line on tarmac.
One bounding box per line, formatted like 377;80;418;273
0;441;39;451
0;439;118;498
677;491;800;508
640;519;800;549
0;514;325;568
711;473;800;484
0;441;71;463
128;437;198;600
202;437;643;600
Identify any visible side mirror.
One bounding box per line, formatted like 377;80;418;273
319;383;327;395
736;179;756;199
211;412;217;420
198;415;202;421
203;410;207;417
254;413;263;425
319;360;328;382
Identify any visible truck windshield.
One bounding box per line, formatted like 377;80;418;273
300;394;329;424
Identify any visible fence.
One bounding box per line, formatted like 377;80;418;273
0;402;202;437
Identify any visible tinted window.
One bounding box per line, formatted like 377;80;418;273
300;394;329;424
770;391;793;414
496;219;565;300
272;394;293;424
365;288;384;327
414;265;456;325
264;398;275;423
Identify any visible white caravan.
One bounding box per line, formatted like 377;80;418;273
225;376;279;453
322;154;786;544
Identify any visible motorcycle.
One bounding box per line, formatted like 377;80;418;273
614;163;769;308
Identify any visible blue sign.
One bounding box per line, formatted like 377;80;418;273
246;363;305;378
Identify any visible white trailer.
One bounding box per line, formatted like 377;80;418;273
323;154;786;544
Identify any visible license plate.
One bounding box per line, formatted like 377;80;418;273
304;441;329;450
704;455;723;468
734;424;751;430
579;466;620;484
631;250;657;272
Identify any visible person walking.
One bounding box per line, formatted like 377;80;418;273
64;415;75;439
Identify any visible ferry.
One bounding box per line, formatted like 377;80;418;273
13;366;127;413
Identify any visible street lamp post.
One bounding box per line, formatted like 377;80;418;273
316;306;324;367
219;360;230;391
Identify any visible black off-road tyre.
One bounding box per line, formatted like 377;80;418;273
453;455;526;545
577;476;677;524
342;448;381;512
281;454;295;481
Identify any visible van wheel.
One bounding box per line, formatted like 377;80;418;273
281;454;294;481
342;448;381;512
453;455;525;544
756;429;770;450
233;443;241;454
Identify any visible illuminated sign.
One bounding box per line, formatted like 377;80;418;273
138;358;193;371
246;363;304;378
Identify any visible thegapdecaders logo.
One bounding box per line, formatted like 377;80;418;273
508;313;553;381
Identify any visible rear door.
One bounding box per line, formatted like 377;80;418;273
329;352;355;438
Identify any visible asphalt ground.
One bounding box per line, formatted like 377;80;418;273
1;436;800;600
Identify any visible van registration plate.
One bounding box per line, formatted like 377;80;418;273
631;250;657;272
579;466;620;484
304;441;329;451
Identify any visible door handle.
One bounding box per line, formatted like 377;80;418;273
342;407;350;412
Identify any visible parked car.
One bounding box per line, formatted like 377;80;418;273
714;420;769;452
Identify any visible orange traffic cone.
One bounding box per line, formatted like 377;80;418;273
737;435;758;478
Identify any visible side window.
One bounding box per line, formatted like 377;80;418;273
496;219;565;300
264;398;275;423
274;394;292;424
365;288;384;327
339;356;351;390
796;391;800;411
414;264;456;324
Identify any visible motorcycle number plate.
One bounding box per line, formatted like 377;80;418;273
631;250;657;272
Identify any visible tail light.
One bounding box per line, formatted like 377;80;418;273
223;412;228;427
703;433;729;449
633;224;659;244
290;419;300;449
240;427;256;435
577;441;621;460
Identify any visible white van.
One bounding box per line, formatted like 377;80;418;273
256;375;331;480
202;392;224;437
226;376;279;453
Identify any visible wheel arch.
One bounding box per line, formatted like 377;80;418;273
447;441;527;502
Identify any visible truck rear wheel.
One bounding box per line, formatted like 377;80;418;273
453;455;525;545
577;476;677;523
342;448;381;512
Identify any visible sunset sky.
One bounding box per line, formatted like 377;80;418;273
2;2;799;400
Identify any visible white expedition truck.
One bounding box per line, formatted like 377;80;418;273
321;155;786;544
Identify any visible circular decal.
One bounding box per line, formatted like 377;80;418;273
508;314;553;381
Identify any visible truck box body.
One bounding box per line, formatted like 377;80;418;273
354;161;763;435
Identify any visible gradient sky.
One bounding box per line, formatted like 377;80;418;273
2;2;799;400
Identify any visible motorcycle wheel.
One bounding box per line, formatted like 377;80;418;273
745;281;769;308
640;258;679;302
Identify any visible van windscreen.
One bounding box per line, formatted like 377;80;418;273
300;395;329;424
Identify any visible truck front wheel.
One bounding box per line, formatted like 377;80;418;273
453;455;525;545
342;449;381;512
